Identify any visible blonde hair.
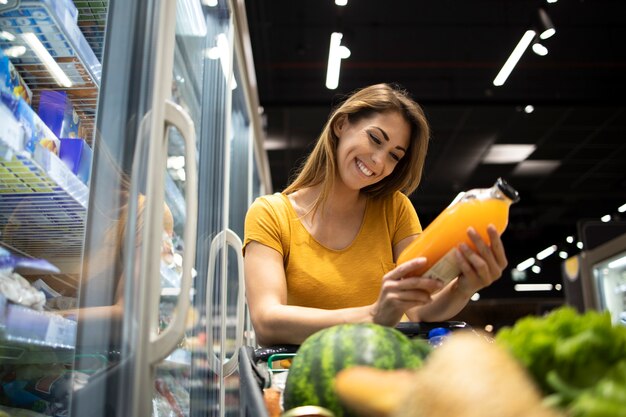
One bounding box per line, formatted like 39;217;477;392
283;83;430;213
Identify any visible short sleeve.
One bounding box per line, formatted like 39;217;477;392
392;192;422;246
243;196;285;257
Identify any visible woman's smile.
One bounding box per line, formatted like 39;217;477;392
356;158;374;177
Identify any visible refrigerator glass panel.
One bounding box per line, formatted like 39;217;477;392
592;251;626;326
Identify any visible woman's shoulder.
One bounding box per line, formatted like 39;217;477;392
249;193;291;216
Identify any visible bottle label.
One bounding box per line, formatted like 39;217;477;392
422;249;460;285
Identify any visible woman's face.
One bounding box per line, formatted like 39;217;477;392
334;111;411;191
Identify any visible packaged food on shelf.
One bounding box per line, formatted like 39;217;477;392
0;271;45;310
0;247;60;275
59;138;92;184
0;95;24;151
0;90;60;156
0;48;33;105
37;90;81;139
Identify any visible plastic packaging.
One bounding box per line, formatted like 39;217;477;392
397;177;520;284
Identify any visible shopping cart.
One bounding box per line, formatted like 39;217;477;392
238;321;470;417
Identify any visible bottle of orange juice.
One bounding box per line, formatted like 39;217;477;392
397;178;520;284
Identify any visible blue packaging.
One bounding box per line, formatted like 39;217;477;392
0;48;33;105
37;90;80;139
59;138;92;184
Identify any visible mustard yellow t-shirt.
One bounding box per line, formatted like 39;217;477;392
243;191;422;310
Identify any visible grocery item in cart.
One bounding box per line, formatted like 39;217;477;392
283;323;431;417
335;331;563;417
397;178;519;285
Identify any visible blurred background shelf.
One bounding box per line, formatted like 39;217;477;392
0;0;102;145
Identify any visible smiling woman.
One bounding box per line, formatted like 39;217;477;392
242;83;510;346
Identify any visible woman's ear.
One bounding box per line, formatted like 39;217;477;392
333;114;347;138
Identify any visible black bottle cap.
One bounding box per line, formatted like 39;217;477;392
496;177;520;203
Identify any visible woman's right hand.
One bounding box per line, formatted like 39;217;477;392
370;257;443;326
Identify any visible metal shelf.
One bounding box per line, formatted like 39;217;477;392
0;138;88;260
0;294;77;351
0;0;103;145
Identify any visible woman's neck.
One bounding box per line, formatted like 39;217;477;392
297;183;364;218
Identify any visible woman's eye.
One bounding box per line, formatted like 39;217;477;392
389;153;400;162
368;132;381;144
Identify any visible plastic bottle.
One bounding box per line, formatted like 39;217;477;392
397;177;520;284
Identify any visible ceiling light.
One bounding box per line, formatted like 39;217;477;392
3;45;26;58
559;251;568;259
483;144;536;164
538;8;556;40
532;41;548;56
524;105;534;113
566;236;574;243
1;30;15;41
546;0;558;3
335;0;348;5
202;0;218;5
576;241;584;249
21;33;73;88
470;293;480;301
493;30;536;86
618;203;626;213
531;265;542;274
536;245;557;260
512;160;560;176
516;257;535;271
326;32;351;90
601;214;611;223
515;283;553;292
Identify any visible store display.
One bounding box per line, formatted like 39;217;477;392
397;177;520;285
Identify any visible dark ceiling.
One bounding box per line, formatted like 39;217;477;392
243;0;626;299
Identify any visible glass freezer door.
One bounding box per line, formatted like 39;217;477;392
591;252;626;326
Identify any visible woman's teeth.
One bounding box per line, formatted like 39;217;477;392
356;159;373;176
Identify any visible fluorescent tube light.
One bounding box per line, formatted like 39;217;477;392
493;30;536;87
608;256;626;269
516;257;535;271
514;283;553;292
22;33;72;88
326;32;351;90
483;144;536;164
536;245;557;260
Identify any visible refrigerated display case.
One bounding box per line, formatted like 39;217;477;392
0;0;270;416
580;232;626;326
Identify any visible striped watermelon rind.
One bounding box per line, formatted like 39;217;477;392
283;323;430;417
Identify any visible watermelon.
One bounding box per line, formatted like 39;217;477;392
282;323;430;417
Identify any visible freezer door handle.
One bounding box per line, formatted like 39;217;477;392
149;99;198;364
205;228;246;377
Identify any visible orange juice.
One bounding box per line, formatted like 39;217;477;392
397;178;519;284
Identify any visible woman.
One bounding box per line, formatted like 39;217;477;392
244;83;507;346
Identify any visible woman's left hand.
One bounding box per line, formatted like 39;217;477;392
454;225;508;297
